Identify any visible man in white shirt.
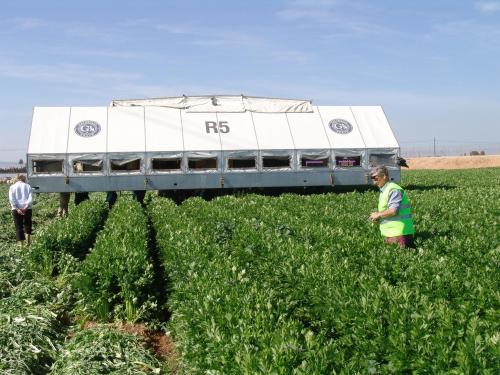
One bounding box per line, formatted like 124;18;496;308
8;174;33;246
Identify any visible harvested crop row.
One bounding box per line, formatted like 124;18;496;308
0;292;62;374
50;324;164;374
77;196;156;322
0;188;77;374
0;196;107;374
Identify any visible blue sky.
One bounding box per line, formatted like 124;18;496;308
1;0;499;162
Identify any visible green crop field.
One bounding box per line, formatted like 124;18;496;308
1;168;499;374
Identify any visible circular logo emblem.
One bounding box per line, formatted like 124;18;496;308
328;119;353;134
74;120;101;137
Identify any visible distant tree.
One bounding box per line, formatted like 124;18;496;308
480;150;485;155
470;151;480;156
18;158;24;165
0;166;26;173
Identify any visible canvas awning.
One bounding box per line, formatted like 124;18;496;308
110;95;313;113
29;100;399;155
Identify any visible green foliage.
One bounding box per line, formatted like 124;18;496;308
0;190;160;374
27;198;108;277
0;288;63;374
77;196;156;322
0;244;77;375
1;170;499;373
50;324;164;375
149;168;500;374
0;188;68;374
0;185;59;243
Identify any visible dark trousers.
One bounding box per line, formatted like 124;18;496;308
12;209;32;241
106;191;117;208
385;234;414;248
133;190;146;205
74;192;89;205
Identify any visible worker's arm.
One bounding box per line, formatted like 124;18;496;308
370;207;398;222
9;186;24;215
370;189;402;222
8;186;19;209
23;185;33;210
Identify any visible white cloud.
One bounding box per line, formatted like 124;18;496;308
0;59;142;87
276;0;348;23
189;31;261;48
47;46;158;60
0;17;131;43
155;23;196;35
155;21;312;64
277;8;338;22
475;1;500;13
433;18;500;41
0;57;238;104
276;0;398;38
155;22;263;48
13;17;45;30
63;23;129;43
0;17;48;31
288;0;341;6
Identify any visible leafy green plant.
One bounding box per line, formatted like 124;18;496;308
148;168;500;373
77;196;156;322
1;170;499;373
27;198;108;277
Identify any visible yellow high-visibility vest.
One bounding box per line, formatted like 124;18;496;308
378;182;414;237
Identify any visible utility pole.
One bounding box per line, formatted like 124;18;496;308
433;137;436;157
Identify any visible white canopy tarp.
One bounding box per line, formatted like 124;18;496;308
252;112;295;150
29;107;70;154
351;106;398;148
111;95;313;113
287;111;331;149
68;107;107;153
145;106;183;152
317;106;366;149
28;103;399;155
218;112;259;150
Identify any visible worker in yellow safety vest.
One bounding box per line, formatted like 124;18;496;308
369;165;414;247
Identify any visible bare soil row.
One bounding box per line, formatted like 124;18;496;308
405;155;500;170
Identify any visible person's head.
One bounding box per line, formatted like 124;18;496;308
16;174;26;183
370;165;389;188
74;162;83;172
